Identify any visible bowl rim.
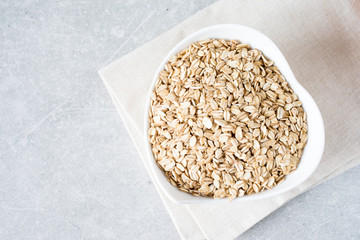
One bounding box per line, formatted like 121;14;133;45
144;24;325;204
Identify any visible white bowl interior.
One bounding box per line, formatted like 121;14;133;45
144;24;324;204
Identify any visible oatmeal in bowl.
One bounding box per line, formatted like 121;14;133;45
145;25;324;204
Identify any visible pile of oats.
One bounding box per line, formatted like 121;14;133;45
148;39;307;200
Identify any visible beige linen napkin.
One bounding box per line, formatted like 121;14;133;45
99;0;360;239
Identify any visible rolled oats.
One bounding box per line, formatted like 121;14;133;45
148;39;308;200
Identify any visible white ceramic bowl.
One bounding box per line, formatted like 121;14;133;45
144;24;325;204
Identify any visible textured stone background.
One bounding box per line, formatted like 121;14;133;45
1;0;359;239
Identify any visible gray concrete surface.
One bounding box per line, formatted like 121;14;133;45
1;0;359;239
